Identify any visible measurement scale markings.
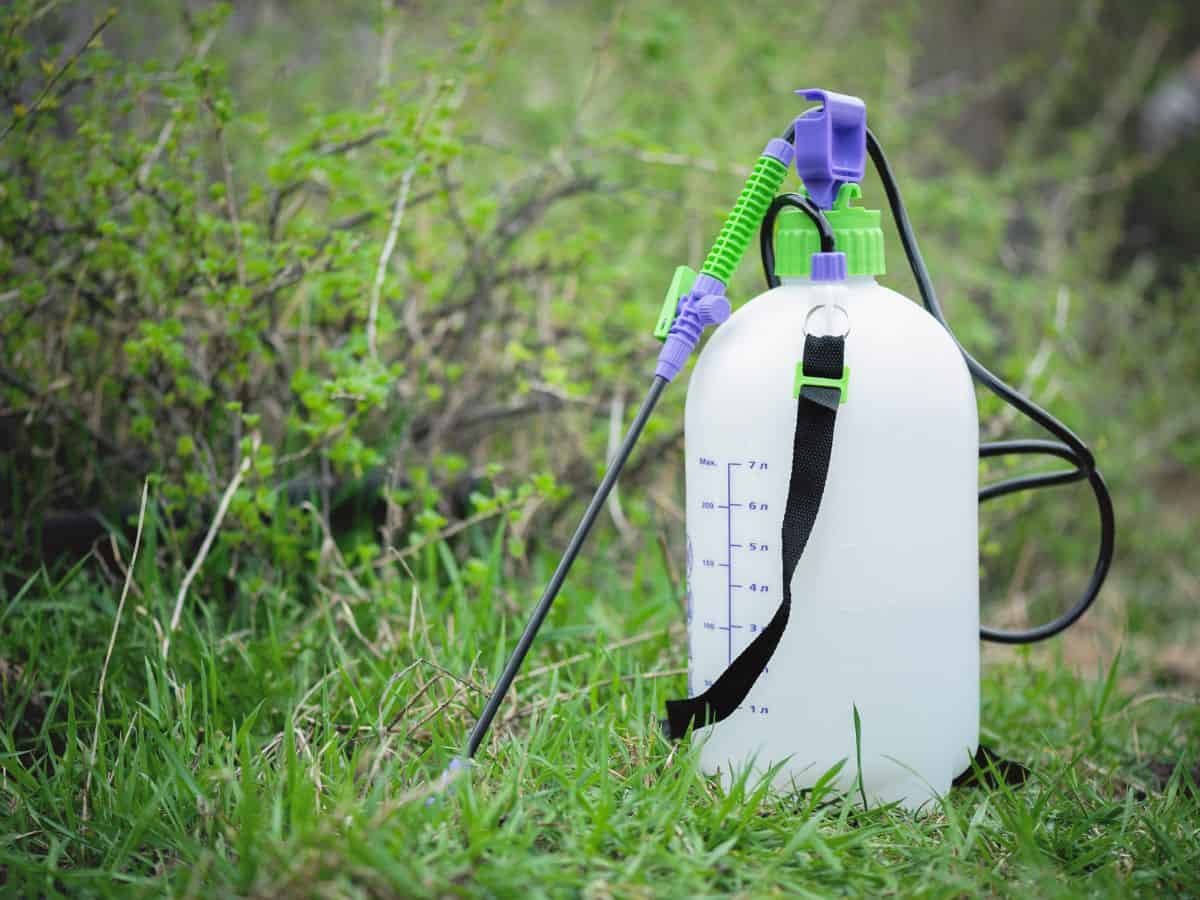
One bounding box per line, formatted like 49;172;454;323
726;461;741;663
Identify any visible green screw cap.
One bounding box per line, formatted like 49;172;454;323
774;183;885;278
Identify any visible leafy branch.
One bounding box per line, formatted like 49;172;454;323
0;7;116;144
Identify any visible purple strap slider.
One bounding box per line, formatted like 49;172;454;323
655;273;730;382
793;88;867;210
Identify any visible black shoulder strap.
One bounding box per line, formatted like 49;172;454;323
664;334;845;739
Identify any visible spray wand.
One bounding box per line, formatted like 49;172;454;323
462;132;807;759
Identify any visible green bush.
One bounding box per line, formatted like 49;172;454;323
2;1;1197;650
1;2;587;564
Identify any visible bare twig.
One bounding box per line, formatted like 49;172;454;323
83;478;150;821
137;29;218;183
367;162;417;358
1009;0;1100;166
212;115;246;288
375;1;398;95
566;2;622;145
0;9;116;145
163;435;258;658
605;388;634;542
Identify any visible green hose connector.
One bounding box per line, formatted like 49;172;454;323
700;154;789;284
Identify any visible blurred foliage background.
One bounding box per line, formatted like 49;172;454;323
2;0;1199;681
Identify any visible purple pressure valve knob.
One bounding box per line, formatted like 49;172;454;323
655;273;730;382
694;293;732;326
793;89;867;210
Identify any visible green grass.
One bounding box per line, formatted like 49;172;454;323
1;511;1198;898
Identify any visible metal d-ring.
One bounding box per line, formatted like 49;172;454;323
803;303;851;339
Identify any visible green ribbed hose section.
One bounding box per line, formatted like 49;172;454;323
700;154;789;284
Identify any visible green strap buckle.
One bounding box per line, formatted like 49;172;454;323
653;265;699;341
793;363;850;403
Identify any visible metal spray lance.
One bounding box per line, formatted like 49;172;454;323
460;131;794;760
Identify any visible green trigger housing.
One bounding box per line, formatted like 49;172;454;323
654;265;699;341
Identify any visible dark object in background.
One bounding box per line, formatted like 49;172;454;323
1119;47;1200;283
1140;49;1200;154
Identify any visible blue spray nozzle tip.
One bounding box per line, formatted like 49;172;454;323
423;756;473;807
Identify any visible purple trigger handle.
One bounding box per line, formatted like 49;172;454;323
654;274;730;382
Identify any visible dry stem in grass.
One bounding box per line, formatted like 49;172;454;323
163;435;259;659
83;478;150;822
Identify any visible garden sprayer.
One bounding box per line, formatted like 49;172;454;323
459;89;1114;809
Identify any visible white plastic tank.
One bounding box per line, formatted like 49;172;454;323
683;273;979;809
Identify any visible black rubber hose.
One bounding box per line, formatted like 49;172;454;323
863;128;1114;644
760;193;836;288
759;126;1115;644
